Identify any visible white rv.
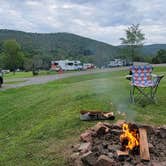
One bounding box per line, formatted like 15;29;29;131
82;63;95;70
108;59;126;67
51;60;82;71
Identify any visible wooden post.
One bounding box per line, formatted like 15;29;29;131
139;128;150;161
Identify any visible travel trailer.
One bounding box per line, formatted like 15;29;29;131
108;59;126;67
51;60;82;71
82;63;95;70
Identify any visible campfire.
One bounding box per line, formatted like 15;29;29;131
70;121;166;166
120;123;139;151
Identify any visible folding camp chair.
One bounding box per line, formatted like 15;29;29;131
127;65;164;103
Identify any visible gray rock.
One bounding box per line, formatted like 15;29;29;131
81;151;98;166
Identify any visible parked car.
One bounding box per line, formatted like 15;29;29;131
0;70;3;87
2;69;10;74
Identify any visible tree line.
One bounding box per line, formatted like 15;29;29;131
0;25;166;74
0;39;51;74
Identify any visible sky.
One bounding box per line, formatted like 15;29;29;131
0;0;166;45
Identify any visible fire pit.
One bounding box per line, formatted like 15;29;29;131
69;121;166;166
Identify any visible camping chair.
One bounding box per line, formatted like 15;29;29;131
127;65;164;103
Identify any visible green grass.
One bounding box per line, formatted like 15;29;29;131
4;70;55;79
0;67;165;165
4;70;77;80
4;71;34;79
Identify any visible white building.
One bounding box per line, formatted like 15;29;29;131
51;60;82;71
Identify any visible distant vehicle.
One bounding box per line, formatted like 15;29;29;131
83;63;95;70
0;70;3;87
51;60;82;71
108;59;126;67
2;69;10;74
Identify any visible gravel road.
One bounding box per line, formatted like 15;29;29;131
1;67;128;90
1;64;165;90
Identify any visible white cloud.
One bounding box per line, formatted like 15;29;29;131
0;0;166;45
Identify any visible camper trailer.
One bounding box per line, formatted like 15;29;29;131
82;63;95;70
108;59;126;67
51;60;82;71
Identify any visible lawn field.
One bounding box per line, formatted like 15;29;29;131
4;70;75;80
0;67;165;165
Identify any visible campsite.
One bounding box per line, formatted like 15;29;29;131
0;0;166;165
0;66;165;165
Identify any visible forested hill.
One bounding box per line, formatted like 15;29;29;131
0;29;166;66
0;29;118;66
140;44;166;55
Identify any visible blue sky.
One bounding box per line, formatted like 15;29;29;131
0;0;166;45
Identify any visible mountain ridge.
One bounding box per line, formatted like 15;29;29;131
0;29;166;66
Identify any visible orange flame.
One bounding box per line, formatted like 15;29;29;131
120;123;139;151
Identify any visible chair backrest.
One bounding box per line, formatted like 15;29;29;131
130;65;153;84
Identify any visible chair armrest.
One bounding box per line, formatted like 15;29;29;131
152;74;164;86
125;75;132;80
151;74;157;78
152;74;164;78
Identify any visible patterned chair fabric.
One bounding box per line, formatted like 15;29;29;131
131;65;154;87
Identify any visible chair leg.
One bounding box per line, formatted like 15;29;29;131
150;87;153;99
152;86;158;104
130;86;135;103
136;87;155;103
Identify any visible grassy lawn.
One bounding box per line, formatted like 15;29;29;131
3;70;77;80
4;71;34;79
0;67;165;165
4;70;55;79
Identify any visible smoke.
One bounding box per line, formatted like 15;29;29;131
89;73;137;121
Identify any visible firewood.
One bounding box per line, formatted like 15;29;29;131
139;128;150;161
115;120;126;128
116;150;129;157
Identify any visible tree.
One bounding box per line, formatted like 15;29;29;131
120;24;145;61
3;40;24;73
152;49;166;64
23;57;33;71
32;55;43;75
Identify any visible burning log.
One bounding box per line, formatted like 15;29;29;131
139;128;150;161
120;123;139;151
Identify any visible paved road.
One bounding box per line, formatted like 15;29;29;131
1;67;129;90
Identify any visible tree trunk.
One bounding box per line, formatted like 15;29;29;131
131;46;135;62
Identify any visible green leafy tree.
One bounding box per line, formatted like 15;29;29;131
120;24;145;61
3;40;24;73
152;49;166;64
23;57;33;71
32;55;43;75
